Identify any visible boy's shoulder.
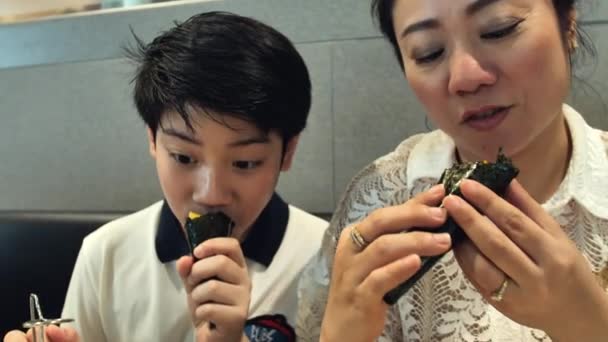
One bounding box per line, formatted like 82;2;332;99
82;201;163;251
287;205;328;231
278;205;328;260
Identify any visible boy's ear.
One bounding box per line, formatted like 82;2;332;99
280;135;300;171
146;127;157;158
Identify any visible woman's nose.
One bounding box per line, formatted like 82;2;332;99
447;49;497;96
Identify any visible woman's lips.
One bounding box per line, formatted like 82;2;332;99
462;106;512;131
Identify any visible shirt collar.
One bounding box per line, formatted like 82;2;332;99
406;129;455;190
557;104;608;219
405;104;608;220
155;193;290;267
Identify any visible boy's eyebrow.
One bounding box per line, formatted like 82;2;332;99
400;0;502;39
162;128;201;145
228;135;270;147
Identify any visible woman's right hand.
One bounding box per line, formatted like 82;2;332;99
3;325;79;342
320;185;452;342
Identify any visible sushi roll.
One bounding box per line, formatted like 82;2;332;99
384;149;519;305
185;211;234;260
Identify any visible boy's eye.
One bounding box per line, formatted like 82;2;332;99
233;161;262;170
171;153;195;165
481;19;524;40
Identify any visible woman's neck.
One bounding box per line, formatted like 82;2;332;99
457;113;572;204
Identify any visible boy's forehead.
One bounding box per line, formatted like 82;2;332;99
160;108;270;139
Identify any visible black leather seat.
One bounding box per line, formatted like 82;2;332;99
0;211;124;336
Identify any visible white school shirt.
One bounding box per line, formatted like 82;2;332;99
62;193;327;342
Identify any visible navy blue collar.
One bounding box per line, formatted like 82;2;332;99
155;193;289;267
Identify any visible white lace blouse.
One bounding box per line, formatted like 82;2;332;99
296;104;608;341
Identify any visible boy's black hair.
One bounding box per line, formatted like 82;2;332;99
126;11;311;144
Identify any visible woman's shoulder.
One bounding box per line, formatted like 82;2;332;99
330;132;443;230
345;133;428;188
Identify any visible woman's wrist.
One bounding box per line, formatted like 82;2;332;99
549;292;608;342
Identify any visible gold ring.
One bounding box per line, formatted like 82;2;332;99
350;226;369;250
490;278;510;302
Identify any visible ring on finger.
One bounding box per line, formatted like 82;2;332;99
350;226;369;251
490;277;510;302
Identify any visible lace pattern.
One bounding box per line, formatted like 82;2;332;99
296;110;608;342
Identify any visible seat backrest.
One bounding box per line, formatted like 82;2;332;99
0;211;124;336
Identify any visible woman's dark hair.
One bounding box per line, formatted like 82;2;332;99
371;0;595;70
126;11;311;144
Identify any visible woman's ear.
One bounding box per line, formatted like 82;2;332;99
280;135;301;171
566;9;579;53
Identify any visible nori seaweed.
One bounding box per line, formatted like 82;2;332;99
383;149;519;305
185;212;234;260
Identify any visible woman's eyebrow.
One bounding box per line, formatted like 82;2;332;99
400;0;503;39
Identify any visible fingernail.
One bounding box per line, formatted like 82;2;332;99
194;245;203;258
460;179;478;192
433;233;451;245
430;184;444;195
444;195;460;208
428;207;446;218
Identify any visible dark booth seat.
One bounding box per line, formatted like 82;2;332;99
0;211;124;336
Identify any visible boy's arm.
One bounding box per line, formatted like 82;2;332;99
61;237;107;342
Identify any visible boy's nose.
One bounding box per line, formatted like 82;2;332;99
192;169;231;209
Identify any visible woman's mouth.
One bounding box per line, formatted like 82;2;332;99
462;106;512;131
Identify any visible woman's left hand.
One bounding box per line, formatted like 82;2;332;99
442;179;608;341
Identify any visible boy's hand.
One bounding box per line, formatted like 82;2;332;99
177;238;251;342
3;325;79;342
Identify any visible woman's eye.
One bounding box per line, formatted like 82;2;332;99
481;19;524;40
415;49;444;65
171;153;195;165
233;161;262;170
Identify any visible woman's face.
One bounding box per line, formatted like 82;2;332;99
392;0;571;160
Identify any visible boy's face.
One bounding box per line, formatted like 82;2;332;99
147;109;299;241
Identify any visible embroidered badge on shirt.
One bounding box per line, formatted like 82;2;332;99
244;314;295;342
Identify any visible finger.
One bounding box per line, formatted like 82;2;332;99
3;330;28;342
443;194;538;286
457;179;552;261
191;279;247;306
453;240;507;296
349;231;451;282
194;238;246;268
359;254;422;297
177;256;194;292
194;303;248;329
46;325;80;342
504;179;562;236
189;254;246;287
454;241;525;305
355;184;447;243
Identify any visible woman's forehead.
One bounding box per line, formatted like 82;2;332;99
393;0;534;32
394;0;529;20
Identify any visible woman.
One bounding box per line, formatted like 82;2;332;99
296;0;608;341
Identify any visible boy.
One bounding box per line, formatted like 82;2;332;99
4;11;326;342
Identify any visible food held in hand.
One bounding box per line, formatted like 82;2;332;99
384;149;519;305
185;211;234;260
